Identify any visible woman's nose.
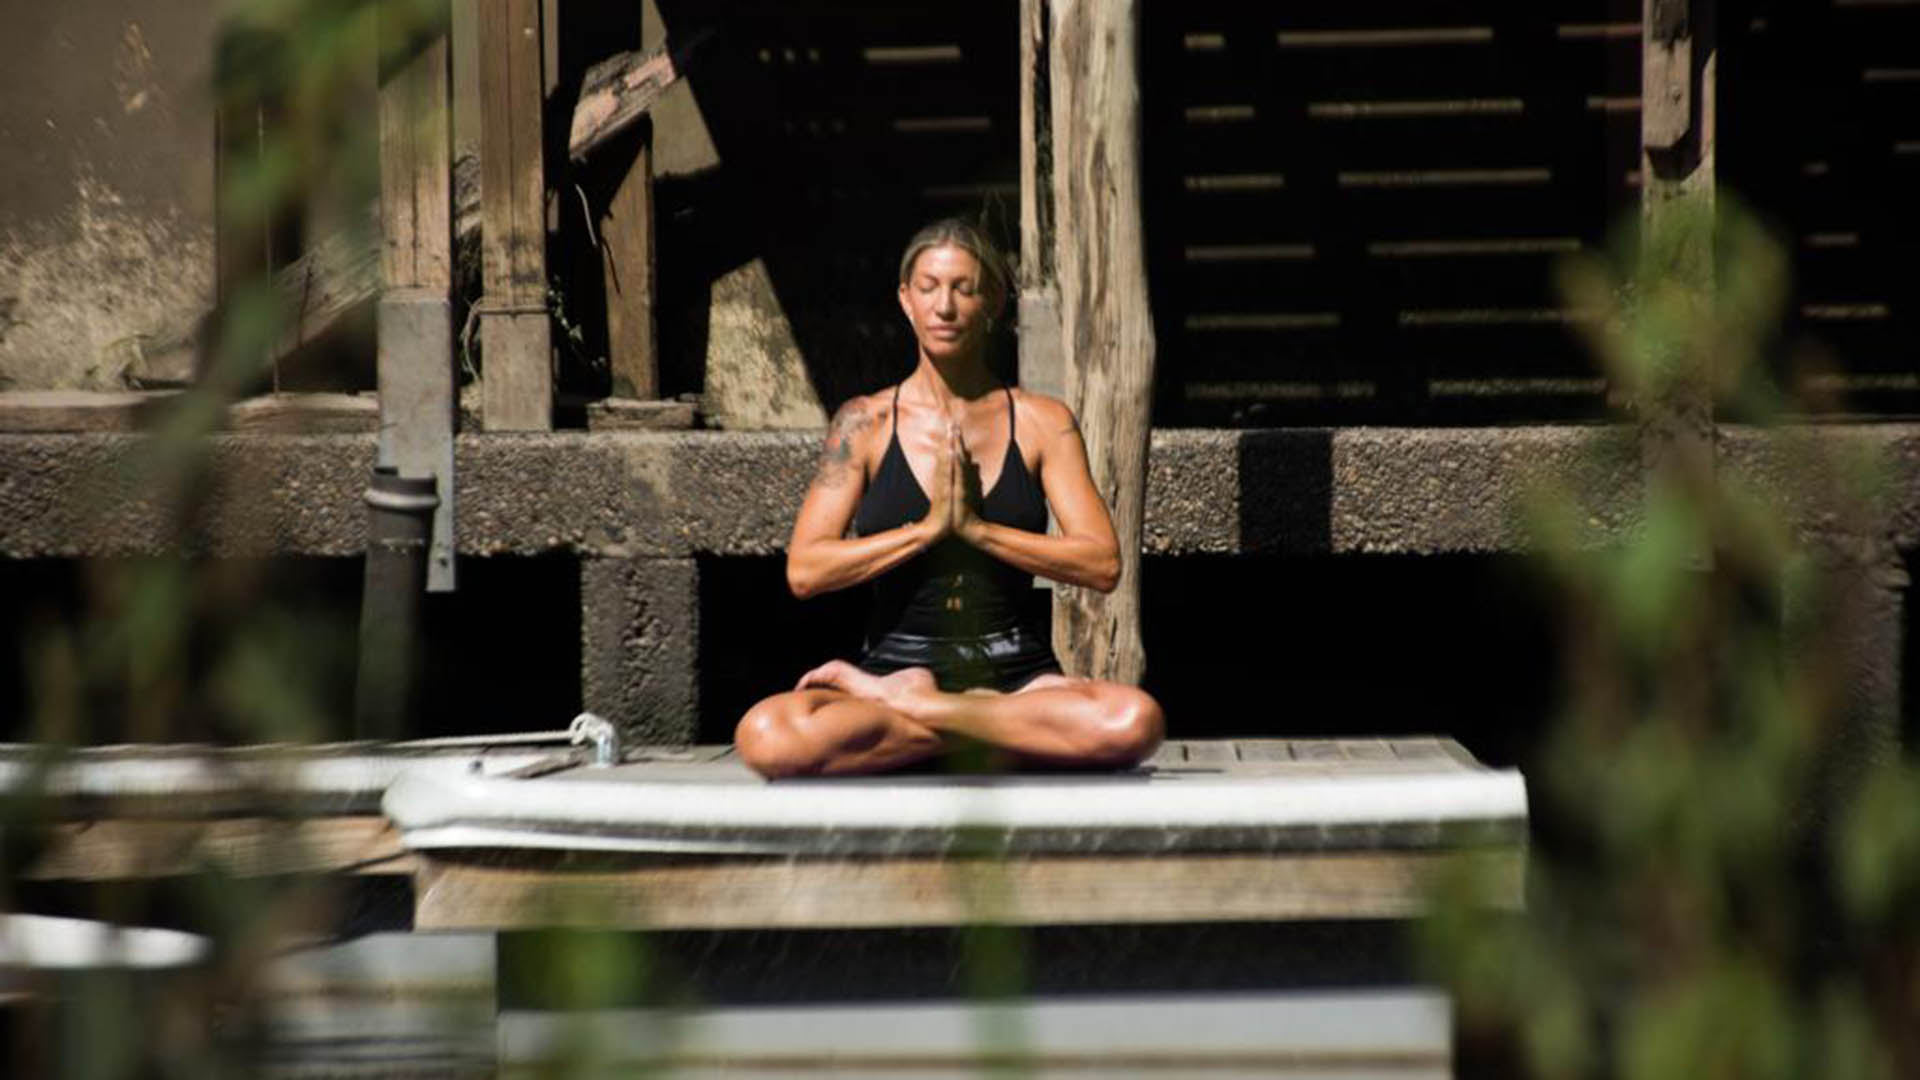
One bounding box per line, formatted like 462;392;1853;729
933;289;957;316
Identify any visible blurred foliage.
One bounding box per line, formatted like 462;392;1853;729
1423;198;1920;1078
5;2;451;1076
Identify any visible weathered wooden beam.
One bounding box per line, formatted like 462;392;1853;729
378;0;459;591
0;391;176;433
24;817;414;881
585;39;661;403
414;848;1523;930
1017;0;1064;403
1048;0;1156;685
477;0;554;431
379;11;455;296
598;140;656;400
568;45;682;164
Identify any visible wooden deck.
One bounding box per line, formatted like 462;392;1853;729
385;738;1528;931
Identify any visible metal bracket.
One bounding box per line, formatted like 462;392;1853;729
569;712;621;767
377;290;458;592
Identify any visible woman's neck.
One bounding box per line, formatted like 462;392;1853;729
911;352;998;408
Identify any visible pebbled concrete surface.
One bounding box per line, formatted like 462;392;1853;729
580;555;699;745
4;425;1919;561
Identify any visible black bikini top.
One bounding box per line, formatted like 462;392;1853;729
851;382;1049;640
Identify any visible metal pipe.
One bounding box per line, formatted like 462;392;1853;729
355;467;439;741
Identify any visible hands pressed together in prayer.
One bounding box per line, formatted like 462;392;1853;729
921;422;987;545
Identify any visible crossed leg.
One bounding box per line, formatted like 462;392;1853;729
734;662;1164;779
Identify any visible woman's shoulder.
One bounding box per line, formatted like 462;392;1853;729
823;388;895;451
1010;388;1078;443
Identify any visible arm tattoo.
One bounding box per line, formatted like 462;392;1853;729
813;402;872;489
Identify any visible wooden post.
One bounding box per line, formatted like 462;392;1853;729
1017;0;1063;402
377;0;458;591
477;0;553;430
599;118;656;401
560;7;661;403
1048;0;1156;685
1640;0;1715;535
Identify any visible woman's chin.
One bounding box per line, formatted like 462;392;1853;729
919;336;976;362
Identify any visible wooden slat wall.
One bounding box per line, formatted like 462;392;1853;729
1142;0;1644;425
1722;0;1919;415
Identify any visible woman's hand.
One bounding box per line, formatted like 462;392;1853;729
950;424;986;543
920;423;957;542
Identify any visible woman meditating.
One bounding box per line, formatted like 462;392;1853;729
734;220;1165;778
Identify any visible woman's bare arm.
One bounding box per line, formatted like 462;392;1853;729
956;394;1120;592
785;396;948;599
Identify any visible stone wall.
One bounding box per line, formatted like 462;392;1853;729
0;3;218;392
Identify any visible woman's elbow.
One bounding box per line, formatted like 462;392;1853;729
1088;552;1121;593
785;557;818;600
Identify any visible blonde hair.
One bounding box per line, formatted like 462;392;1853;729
896;218;1011;301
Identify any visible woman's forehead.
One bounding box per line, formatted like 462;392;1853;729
908;244;983;280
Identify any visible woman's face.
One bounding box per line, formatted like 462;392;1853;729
897;244;1002;362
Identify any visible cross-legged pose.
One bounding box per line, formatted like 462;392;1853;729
734;220;1165;778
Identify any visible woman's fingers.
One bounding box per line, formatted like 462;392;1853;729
796;660;846;691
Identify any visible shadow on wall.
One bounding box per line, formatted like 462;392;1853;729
1234;429;1334;554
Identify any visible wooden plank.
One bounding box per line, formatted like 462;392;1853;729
477;0;553;431
0;391;176;433
379;5;455;293
1141;740;1184;769
1181;740;1237;766
1342;739;1397;762
584;397;694;431
1049;0;1156;685
415;848;1523;929
226;392;380;433
567;45;683;163
25;817;415;881
1233;739;1296;762
275;210;382;358
1291;740;1346;762
1388;737;1455;762
598;134;657;400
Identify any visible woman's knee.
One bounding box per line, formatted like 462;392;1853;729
1085;685;1165;767
735;696;820;779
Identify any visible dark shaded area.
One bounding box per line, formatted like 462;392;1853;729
1235;429;1334;553
694;554;871;743
1719;0;1920;418
544;3;644;403
695;548;1557;768
1140;554;1558;770
499;919;1416;1008
414;556;582;737
0;555;579;743
652;0;1021;412
1138;0;1643;426
7;874;413;939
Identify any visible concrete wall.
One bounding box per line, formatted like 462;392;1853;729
2;425;1914;746
0;2;218;392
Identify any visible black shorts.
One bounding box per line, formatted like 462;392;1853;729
856;623;1063;694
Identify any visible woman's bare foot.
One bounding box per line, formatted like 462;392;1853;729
795;661;936;710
